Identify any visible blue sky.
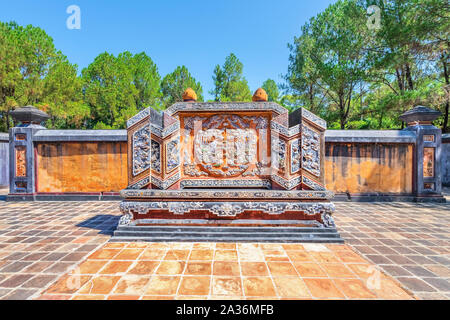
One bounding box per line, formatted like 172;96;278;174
0;0;335;100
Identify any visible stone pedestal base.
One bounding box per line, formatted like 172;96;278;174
115;189;343;243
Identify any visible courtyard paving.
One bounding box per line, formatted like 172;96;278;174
0;198;448;300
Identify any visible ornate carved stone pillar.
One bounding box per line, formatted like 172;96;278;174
8;106;49;198
400;106;445;202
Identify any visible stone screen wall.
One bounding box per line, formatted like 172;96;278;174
36;141;127;193
30;131;419;196
325;143;413;194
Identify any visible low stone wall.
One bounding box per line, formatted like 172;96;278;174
0;133;8;187
34;130;128;194
325;131;415;197
443;133;450;187
4;125;448;201
25;129;423;200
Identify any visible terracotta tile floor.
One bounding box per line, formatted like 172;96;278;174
0;201;117;300
40;242;413;300
334;201;450;300
0;198;448;300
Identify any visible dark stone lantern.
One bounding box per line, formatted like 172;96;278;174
10;105;50;127
399;105;442;126
400;106;444;201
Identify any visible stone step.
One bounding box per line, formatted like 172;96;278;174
112;225;344;243
113;230;341;239
110;236;345;243
117;225;339;234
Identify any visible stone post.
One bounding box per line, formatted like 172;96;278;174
400;106;445;202
8;106;49;199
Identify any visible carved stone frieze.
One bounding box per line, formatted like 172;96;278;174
166;102;287;117
302;176;325;191
271;175;301;190
180;179;271;189
151;140;161;173
302;125;320;177
152;172;181;190
132;125;150;176
183;114;268;178
120;189;335;200
271;138;286;172
166;136;180;172
290;138;300;174
119;200;336;227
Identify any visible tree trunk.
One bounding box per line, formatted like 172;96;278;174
395;68;404;92
442;54;449;133
395;68;406;129
405;63;414;90
6;110;10;131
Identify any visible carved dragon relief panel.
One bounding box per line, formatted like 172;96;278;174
132;125;150;176
181;114;270;180
132;125;163;177
166;136;180;173
151;140;161;174
128;106;327;191
290;138;300;174
302;124;321;177
271;137;286;173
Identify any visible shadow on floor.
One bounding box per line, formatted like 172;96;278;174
76;215;121;236
0;187;7;201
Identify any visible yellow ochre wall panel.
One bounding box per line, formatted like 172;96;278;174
325;143;413;194
35;141;414;194
36;142;128;193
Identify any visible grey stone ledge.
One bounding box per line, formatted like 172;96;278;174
7;128;425;144
325;130;416;143
166;101;287;116
33;129;127;142
443;133;450;142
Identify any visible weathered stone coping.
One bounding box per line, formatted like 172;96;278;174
33;129;127;142
325;130;416;143
0;133;8;142
120;189;335;200
26;129;419;143
443;133;450;142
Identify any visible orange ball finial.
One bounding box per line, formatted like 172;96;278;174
252;88;268;102
182;88;197;102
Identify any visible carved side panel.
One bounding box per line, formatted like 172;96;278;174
165;136;180;173
290;138;300;174
151;140;161;174
127;109;152;189
301;124;320;177
271;137;286;173
15;146;27;177
132;126;151;176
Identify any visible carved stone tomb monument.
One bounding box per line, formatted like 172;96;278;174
116;89;342;242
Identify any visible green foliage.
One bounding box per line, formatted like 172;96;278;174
262;79;280;102
285;0;449;131
40;56;90;129
210;53;252;102
286;0;369;129
82;51;162;129
161;66;203;108
2;2;448;133
0;21;92;130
